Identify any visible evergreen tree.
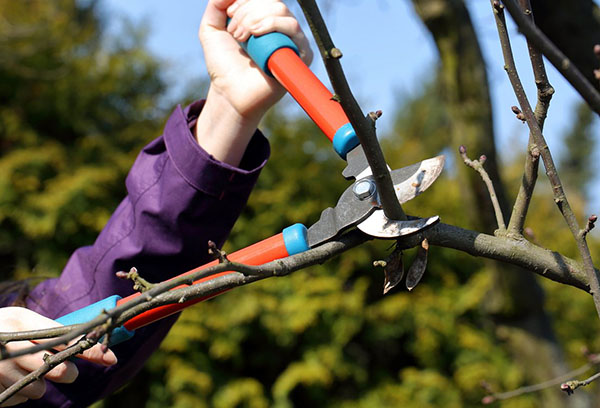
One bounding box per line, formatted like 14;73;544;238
0;0;167;280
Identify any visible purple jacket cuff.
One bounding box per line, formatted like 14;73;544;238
166;100;269;198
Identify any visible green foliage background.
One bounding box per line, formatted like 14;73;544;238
0;0;166;280
1;1;599;407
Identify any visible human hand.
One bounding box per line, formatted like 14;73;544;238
195;0;313;166
0;307;117;407
200;0;312;122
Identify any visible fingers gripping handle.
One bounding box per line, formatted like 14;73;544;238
55;225;310;346
239;31;298;77
237;29;359;158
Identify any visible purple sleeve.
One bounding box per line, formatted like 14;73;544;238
23;101;270;407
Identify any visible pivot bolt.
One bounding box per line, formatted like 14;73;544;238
353;179;375;200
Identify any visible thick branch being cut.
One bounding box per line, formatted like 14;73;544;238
1;214;598;402
296;0;406;222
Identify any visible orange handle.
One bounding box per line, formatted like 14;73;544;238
118;233;290;331
116;222;310;331
267;48;358;158
235;29;358;157
268;48;347;142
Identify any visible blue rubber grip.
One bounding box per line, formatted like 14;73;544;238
332;123;360;158
240;32;299;77
282;223;310;255
56;295;135;346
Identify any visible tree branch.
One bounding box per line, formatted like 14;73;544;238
0;337;100;406
501;0;600;115
482;354;600;403
295;0;406;221
459;146;506;233
1;215;599;402
490;0;600;320
507;0;553;236
561;371;600;395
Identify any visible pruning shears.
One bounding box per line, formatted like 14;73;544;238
56;30;445;346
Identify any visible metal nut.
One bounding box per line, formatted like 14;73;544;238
353;179;375;200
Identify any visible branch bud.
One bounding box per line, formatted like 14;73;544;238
368;110;383;121
459;145;466;154
561;382;575;395
594;44;600;59
329;48;343;59
585;214;598;235
208;240;229;263
511;105;526;122
524;227;535;241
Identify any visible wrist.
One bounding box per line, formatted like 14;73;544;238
195;86;264;166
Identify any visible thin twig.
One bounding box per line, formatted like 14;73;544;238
115;267;156;293
517;0;554;127
581;215;598;239
507;0;553;236
459;146;506;232
490;0;600;320
483;357;599;403
561;371;600;395
296;0;406;221
0;325;76;343
501;0;600;115
0;337;98;405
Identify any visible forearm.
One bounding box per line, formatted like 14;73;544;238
195;86;264;167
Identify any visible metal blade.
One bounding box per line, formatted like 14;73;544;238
342;146;370;180
307;183;376;248
390;155;445;204
358;214;439;239
307;155;445;247
356;155;445;239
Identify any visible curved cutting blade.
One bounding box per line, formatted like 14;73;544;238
389;155;445;204
357;155;445;238
357;214;439;238
307;155;445;247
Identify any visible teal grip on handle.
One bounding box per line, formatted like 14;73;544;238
56;295;135;346
332;123;360;158
282;223;310;255
240;32;299;76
